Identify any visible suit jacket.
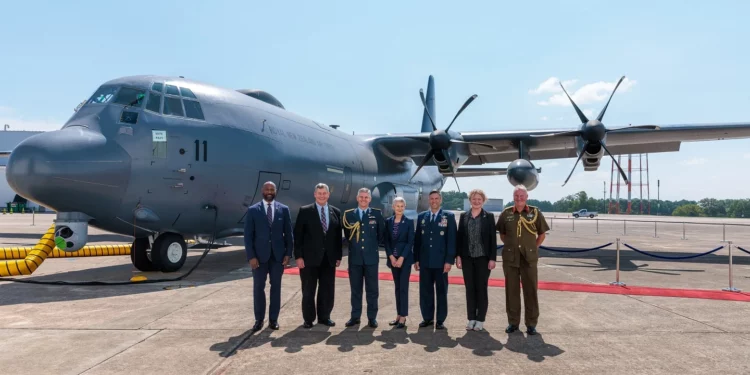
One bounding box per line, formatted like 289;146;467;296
414;209;457;269
343;207;385;266
456;209;498;261
243;200;294;263
384;215;415;267
293;202;343;267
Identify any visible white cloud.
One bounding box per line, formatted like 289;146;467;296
744;153;750;159
680;157;706;166
583;109;594;119
536;77;637;106
528;77;578;95
540;116;548;121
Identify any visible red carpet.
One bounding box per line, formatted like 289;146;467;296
283;267;750;302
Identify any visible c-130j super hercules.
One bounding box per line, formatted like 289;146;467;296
4;74;750;273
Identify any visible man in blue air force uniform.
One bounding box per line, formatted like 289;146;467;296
414;190;457;330
244;181;294;332
343;187;386;328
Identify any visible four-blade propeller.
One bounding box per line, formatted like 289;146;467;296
532;76;660;186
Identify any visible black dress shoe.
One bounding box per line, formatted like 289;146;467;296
269;320;280;330
505;324;518;333
396;321;406;329
345;318;361;327
418;320;433;328
368;319;378;328
526;326;537;335
252;321;263;332
435;321;445;330
303;321;313;329
389;320;399;326
319;319;336;327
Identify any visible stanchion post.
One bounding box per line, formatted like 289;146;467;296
596;219;599;234
654;221;658;238
722;241;741;292
32;208;35;226
610;238;626;286
551;217;553;230
682;222;686;240
571;218;575;232
623;220;627;235
723;224;726;242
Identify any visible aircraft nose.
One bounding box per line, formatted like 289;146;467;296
5;126;132;214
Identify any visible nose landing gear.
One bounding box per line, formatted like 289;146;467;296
130;232;187;273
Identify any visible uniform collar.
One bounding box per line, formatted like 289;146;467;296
512;204;530;213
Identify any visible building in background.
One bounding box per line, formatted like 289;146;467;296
463;198;504;212
1;129;46;212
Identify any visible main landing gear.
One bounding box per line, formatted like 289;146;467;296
130;232;188;273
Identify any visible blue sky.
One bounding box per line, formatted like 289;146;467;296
1;0;749;203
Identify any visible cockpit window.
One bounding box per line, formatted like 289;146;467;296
164;97;184;117
88;86;118;104
113;87;146;107
151;82;164;92
183;100;204;120
146;92;161;113
180;87;197;98
166;84;180;96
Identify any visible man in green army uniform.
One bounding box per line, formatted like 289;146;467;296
496;184;549;335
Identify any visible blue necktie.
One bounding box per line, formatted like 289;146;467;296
267;203;273;227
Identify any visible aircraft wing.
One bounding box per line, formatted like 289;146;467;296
370;122;750;165
0;151;10;157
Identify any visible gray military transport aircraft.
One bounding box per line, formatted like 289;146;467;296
4;74;750;273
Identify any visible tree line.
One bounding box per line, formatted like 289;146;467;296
441;190;750;218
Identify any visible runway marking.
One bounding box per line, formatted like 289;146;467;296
283;267;750;302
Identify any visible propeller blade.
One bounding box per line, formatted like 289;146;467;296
530;130;584;138
601;143;629;184
562;146;586;186
606;124;661;133
559;80;589;124
419;89;437;132
408;149;435;182
596;75;625;122
450;139;496;149
444;94;478;133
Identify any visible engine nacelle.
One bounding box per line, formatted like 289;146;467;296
507;159;539;191
53;212;90;252
581;143;604;171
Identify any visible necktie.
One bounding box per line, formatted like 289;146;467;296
321;206;327;232
267;203;273;227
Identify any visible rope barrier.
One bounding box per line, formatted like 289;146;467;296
496;243;612;253
623;243;724;260
737;247;750;256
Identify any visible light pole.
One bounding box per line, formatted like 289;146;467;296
657;179;660;216
603;181;606;213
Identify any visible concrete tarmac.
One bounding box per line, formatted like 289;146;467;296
1;212;749;374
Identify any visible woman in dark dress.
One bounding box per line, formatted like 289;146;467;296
384;196;415;329
456;188;497;331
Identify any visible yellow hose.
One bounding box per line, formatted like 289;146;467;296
0;224;56;277
0;244;131;260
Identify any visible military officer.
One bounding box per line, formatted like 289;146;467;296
496;184;549;335
414;190;456;330
343;187;385;328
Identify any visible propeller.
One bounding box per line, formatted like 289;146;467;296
408;88;495;192
532;75;660;186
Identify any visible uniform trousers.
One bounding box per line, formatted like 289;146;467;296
502;254;539;326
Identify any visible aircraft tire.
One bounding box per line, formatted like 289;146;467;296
132;237;156;272
151;233;187;273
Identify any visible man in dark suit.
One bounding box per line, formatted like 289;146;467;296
342;187;385;328
244;181;293;332
414;190;457;330
293;183;343;328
